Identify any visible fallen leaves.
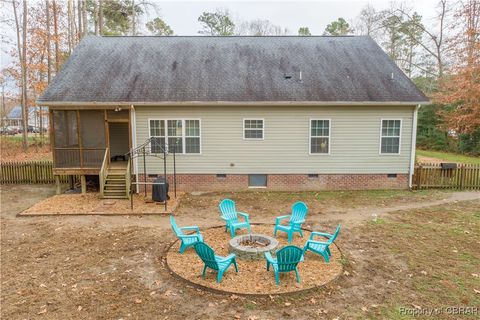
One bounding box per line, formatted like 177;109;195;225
37;308;47;315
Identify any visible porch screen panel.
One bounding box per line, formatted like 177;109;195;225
80;110;106;167
53;110;80;167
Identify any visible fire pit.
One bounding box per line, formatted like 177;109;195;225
229;234;279;261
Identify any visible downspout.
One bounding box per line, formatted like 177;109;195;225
409;105;420;189
130;105;139;193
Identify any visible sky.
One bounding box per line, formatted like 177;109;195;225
147;0;441;36
1;0;443;91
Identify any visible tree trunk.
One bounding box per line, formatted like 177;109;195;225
12;0;27;149
52;0;60;72
131;0;136;35
77;0;82;38
21;0;28;150
67;0;73;54
82;0;87;37
45;0;51;84
72;1;77;41
94;0;98;35
99;0;103;35
1;85;5;129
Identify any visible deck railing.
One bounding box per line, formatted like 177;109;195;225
99;148;110;198
125;157;131;199
53;147;105;169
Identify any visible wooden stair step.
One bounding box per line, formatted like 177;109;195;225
103;195;128;199
105;187;126;191
104;190;126;195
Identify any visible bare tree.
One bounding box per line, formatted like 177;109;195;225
237;19;289;35
52;0;60;72
390;0;449;77
98;0;103;35
67;0;73;53
12;0;29;149
45;0;51;83
131;0;136;35
77;0;82;36
354;4;385;39
93;0;98;35
0;75;6;129
81;0;87;36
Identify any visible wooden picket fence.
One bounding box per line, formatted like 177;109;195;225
0;161;74;184
413;163;480;190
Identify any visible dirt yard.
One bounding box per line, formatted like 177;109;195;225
1;185;479;319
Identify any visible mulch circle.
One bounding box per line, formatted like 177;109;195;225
166;224;343;296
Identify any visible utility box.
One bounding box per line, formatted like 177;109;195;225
152;176;169;202
440;163;457;170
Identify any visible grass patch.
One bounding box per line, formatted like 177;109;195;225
360;200;480;317
416;149;480;165
1;135;49;145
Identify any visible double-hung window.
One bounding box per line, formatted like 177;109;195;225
380;119;401;154
310;119;330;154
244;119;264;140
149;119;201;154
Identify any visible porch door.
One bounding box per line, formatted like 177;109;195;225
108;122;130;159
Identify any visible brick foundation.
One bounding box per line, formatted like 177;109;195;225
136;173;409;192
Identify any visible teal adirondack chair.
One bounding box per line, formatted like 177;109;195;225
273;201;308;243
170;216;203;253
194;242;238;283
303;224;341;263
265;245;304;285
219;199;252;238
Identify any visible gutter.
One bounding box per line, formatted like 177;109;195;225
409;105;420;189
36;100;432;107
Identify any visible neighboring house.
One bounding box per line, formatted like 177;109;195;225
2;105;49;129
37;36;429;196
3;106;22;127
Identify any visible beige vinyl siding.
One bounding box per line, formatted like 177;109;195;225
134;105;414;174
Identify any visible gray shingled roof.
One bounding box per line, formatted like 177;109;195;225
38;36;429;104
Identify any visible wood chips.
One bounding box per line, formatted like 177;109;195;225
18;192;183;215
166;225;343;295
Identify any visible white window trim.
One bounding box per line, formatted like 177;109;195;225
379;118;402;155
148;118;202;155
309;118;331;155
243;118;265;141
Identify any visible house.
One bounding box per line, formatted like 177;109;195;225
3;106;23;127
2;105;49;129
37;36;429;197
